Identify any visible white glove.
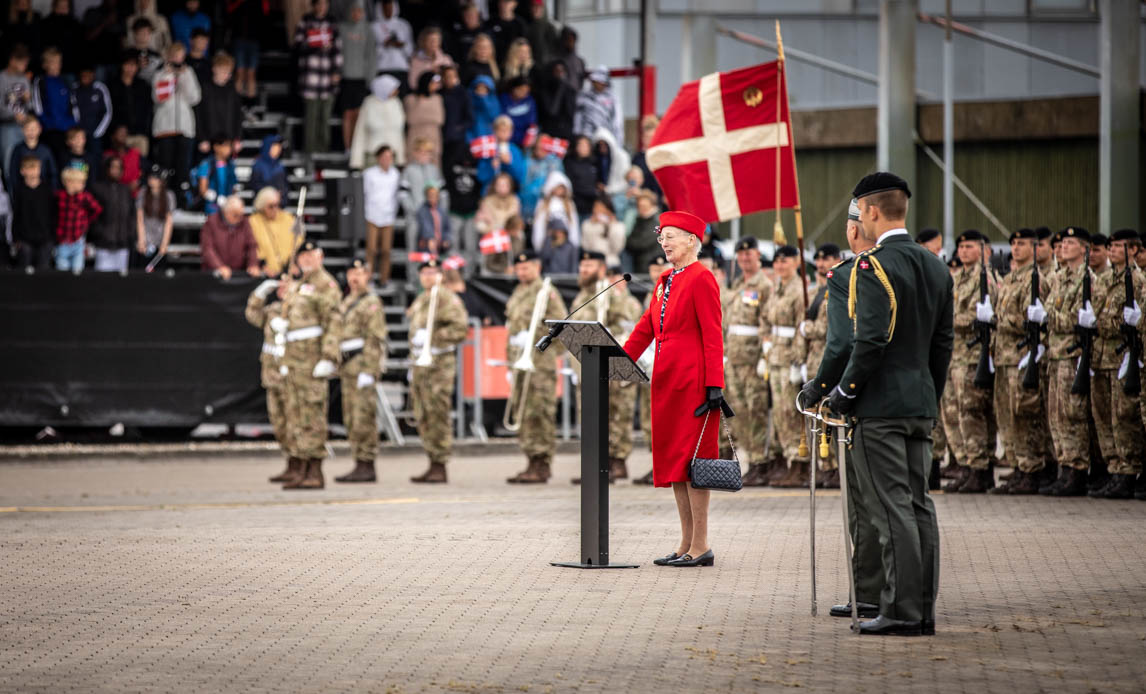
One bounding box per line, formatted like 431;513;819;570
1124;302;1142;327
1026;299;1046;324
356;372;375;389
269;316;289;333
411;329;427;348
788;364;802;385
205;189;217;202
800;364;808;382
762;341;773;357
975;299;994;323
756;358;767;379
798;321;809;338
312;359;336;378
254;279;280;299
1078;301;1097;329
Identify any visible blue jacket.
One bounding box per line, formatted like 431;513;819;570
73;81;113;140
32;75;78;132
248;135;288;199
520;154;562;219
415;201;453;250
7;142;58;190
476;141;525;191
193;156;237;215
171;9;211;49
466;75;500;142
499;92;537;148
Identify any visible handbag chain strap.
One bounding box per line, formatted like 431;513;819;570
690;411;739;464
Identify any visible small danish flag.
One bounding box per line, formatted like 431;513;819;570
469;135;498;160
479;229;513;255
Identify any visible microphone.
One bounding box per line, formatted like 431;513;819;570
536;274;631;352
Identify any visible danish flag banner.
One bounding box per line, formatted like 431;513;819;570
479;229;513;255
646;61;797;223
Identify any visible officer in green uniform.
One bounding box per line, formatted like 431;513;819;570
246;275;297;483
632;255;668;486
825;173;953;637
335;258;389;483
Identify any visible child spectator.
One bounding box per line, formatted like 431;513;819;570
295;0;342;155
466;73;499;142
574;66;623;145
563;134;597;218
348;74;404;169
462;33;498;89
249;134;288;200
408;26;453;90
531;169;577;251
539;217;575;274
88;155;134;271
520;139;562;223
10;156;56;269
127;18;164;82
0;45;32;174
536;60;576;141
108;53;153;155
134;163;174;268
501;38;536;88
227;0;266;98
103;124;142;190
362;144;399;283
7;116;57;190
31;47;77;166
40;0;81;74
60;127;101;180
371;0;412;86
125;0;171;54
403;71;443;168
474;171;520;245
55;164;103;272
194;52;241;156
151;41;200;201
193;135;237;215
337;0;375;151
482;212;525;274
73;66;112;153
200;196;259;278
485;0;525;62
186;27;211;85
401;136;445;213
248;186;298;277
440;64;472;153
171;0;210;50
499;76;537;149
476;114;524;191
447;2;482;65
579;195;624;267
415;183;451;254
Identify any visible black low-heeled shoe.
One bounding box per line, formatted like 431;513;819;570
667;549;714;567
652;552;680;566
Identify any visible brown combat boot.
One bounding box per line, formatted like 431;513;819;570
632;470;654;485
506;457;538;484
764;460;789;485
954;468;993;493
336;460;376;483
271;456;304;483
940;462;963;480
821;468;841;489
742;463;767;487
284;459;325;490
609;458;628;481
774;461;810;488
411;461;448;483
942;465;970;492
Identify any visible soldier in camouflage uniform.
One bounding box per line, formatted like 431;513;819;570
916;229;949;490
765;244;809;487
334;259;390;483
279;240;343;490
504;250;568;484
1040;227;1108;496
722;236;774;486
1086;234;1117;494
607;264;644;476
632;256;668;486
801;243;841;488
407;259;470;483
246;275;298;483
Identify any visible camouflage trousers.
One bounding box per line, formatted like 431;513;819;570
638;382;651;451
994;365;1047;473
950;364;993;470
1047;359;1090;470
769;365;808;463
341;371;379;462
939;379;964;466
725;362;770;465
1094;369;1145;475
514;367;557;461
266;384;293;457
608;380;638;461
284;369;330;460
412;355;456;465
931;412;947;461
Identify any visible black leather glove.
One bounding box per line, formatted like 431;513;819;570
694;386;735;418
797;380;823;410
826;385;856;416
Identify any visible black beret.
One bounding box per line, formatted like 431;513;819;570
607;264;624;276
514;249;539;264
1008;228;1037;243
299;238;321;253
915;228;940;245
1035;226;1053;240
349;256;369;270
734;236;758;252
814;243;841;260
1062;227;1090;243
774;245;799;259
697;247;714;260
948;256;962;269
1090;232;1109;247
420;258;441;271
579;249;606;262
852;171;911;200
956;229;985;245
760;257;774;268
1052;230;1064;243
1111;228;1140;242
649;256;668;267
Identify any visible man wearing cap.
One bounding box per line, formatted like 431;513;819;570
989;229;1052;494
1087;232;1121;493
1033;225;1059;476
246;274;297;484
505;250;569;484
573;65;622;145
915;229;952;488
765;244;810;487
1035;227;1056;276
632;255;668;485
1040;227;1109;497
407;259;470;483
825;172;952;636
801;242;842;488
334;259;389;483
278;240;343;490
915;229;942;258
607;263;645;477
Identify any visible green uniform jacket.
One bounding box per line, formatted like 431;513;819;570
339;289;389;378
282;267;343;368
505;278;568;371
245;291;286;388
812;257;856;392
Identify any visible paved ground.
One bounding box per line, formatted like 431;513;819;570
2;450;1145;693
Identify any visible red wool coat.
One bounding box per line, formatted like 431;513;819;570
624;262;725;487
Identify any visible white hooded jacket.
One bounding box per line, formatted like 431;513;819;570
349;75;407;169
531;170;579;252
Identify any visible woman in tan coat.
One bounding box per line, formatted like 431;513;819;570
403;71;444;169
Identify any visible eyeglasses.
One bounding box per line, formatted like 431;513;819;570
655;227;687;245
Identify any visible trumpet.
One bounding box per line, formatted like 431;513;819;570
414;275;441;368
504;277;552;432
595;278;608;325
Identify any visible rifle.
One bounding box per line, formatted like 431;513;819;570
968;244;995;389
1068;246;1094;396
1017;259;1044;390
1115;244;1142;396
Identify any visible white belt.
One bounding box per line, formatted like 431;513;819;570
262;343;284;357
772;326;797;339
414;346;455;360
286;326;324;342
340;337;365;352
728;325;760;337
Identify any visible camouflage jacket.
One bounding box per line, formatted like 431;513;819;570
568;280;633;373
723;270;773;366
408;283;469;367
764;275;805;367
1096;263;1146;371
281;267;342;369
245;291;286;388
339;289;389;378
950;261;1000;367
1046;262;1107;362
505;278;568;371
802;282;829;372
992;262;1050;367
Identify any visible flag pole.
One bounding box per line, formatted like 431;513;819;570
775;20;809;309
772;20;785;248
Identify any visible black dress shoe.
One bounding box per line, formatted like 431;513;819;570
652;552;680;566
830;602;879;618
857;615;922;636
922;619;935;635
667;549;714;567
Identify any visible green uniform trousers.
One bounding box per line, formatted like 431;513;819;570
341;374;380;462
284;373;329;460
412;355;456;465
843;442;884;606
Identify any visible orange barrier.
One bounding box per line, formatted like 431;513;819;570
462;326;565;400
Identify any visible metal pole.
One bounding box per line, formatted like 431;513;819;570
914;130;1009;238
1099;0;1141;236
639;0;654;149
808;415;818;617
878;0;917;225
918;12;1099;78
942;0;954;251
835;421;859;633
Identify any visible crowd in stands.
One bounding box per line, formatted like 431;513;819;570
0;0;667;280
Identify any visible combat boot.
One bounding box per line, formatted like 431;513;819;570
1087;475;1117;498
741;463;764;486
774;461;809;488
271;456;304;483
929;458;941;491
943;465;970;492
821;468;840;489
411;461;448;483
506;457;538;484
1098;474;1135;500
955;468;993;494
284;459;325;490
764;460;789;485
515;456;550;484
940;462;963;480
1135;473;1146;501
1049;467;1088;497
609;458;628;481
336;460;376;483
632;470;654;485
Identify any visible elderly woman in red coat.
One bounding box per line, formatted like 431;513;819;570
623;210;729;567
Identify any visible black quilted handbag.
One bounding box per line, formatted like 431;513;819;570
689;412;742;492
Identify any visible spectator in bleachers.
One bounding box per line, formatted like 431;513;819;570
194;52;241;156
249;134;288;200
3;0;42;62
590;126;631;218
185;27;210;85
629;113;662;203
443;144;479;220
103;124;142;190
480;211;525;274
31;47;77;165
530;169;576;251
485;0;523;65
108;53;152;155
88;155;134;271
524;0;558;67
474;170;519;240
372;0;412;88
580;195;624;267
0;45;33;176
476;114;523;191
462;33;498;89
574;66;622;145
446;2;482;66
60;127;100;179
401;136;444;213
415;182;451;254
200;195;259;279
125;0;170;54
620;165;644;230
465;73;498;141
624;188;660;272
439;63;472;154
362;143;399;283
337;0;375;151
10;155;55;269
150;41;200;200
501;37;537;89
349;73;403;169
127;18;164;82
81;0;126;77
563;134;596;219
408;26;453;91
133;163;173;268
404;71;443;168
170;0;210;50
519;138;560;223
55;163;103;272
539;216;574;274
8;116;57;190
556;26;585;90
499;75;535;149
248;186;299;277
40;0;81;74
193;134;236;215
295;0;343;155
227;0;266;98
535;60;575;141
74;66;112;153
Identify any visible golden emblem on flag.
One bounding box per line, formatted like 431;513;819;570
742;86;763;107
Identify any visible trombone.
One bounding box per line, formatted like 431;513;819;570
504;277;552;432
414;275;441;368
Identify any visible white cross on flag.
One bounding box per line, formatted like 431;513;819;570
647;61;797;223
479;229;513;255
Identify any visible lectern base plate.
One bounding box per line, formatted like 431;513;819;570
550;561;640;569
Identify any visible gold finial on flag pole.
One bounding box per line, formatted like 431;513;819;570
775;19;785;62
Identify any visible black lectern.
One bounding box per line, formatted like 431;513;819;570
546;320;649;569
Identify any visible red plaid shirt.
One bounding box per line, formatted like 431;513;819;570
55;190;103;244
